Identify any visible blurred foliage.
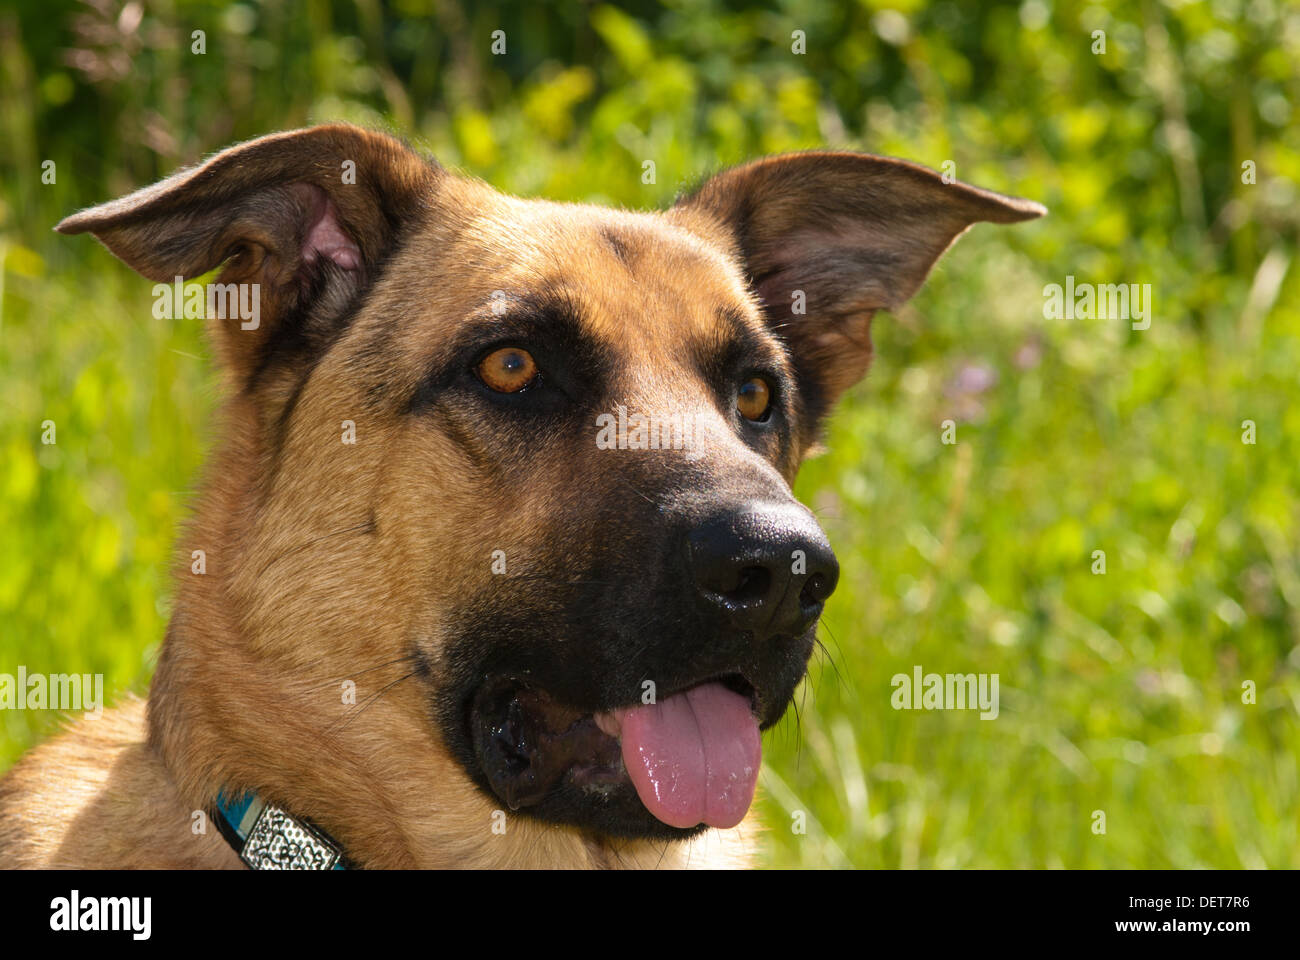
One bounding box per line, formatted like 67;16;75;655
1;0;1298;867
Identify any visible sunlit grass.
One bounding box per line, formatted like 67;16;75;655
5;226;1295;869
758;254;1300;868
2;0;1298;870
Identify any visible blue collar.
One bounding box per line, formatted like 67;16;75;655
214;790;351;870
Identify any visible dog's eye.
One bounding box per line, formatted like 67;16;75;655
477;347;538;393
736;376;772;422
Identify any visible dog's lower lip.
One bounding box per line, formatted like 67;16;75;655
471;681;625;811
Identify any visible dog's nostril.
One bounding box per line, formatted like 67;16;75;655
688;504;836;639
800;572;834;608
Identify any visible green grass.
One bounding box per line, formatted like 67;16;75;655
760;249;1300;868
5;222;1296;869
2;0;1298;869
0;264;216;762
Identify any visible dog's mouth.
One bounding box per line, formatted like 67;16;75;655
469;674;762;831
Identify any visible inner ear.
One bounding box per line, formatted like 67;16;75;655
56;124;440;384
295;184;362;272
670;151;1045;438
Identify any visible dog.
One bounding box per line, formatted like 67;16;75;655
0;125;1043;868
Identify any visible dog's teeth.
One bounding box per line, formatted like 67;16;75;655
593;712;621;739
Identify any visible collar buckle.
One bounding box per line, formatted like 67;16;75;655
215;791;346;870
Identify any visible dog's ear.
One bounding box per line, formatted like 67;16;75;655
57;124;438;381
673;152;1044;430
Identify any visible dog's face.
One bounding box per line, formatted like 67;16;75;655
59;126;1042;855
389;197;833;839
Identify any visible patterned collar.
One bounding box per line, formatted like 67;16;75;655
213;791;353;870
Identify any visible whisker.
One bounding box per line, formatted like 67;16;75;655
503;573;616;587
789;693;804;768
611;475;657;506
655;839;672;870
318;654;419;690
255;518;375;578
326;670;417;735
815;619;847;693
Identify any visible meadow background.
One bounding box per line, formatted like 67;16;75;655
2;0;1298;868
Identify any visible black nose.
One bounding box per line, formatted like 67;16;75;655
687;503;839;640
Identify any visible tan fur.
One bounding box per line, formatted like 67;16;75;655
0;125;1041;868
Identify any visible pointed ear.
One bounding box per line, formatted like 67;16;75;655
672;152;1044;429
57;124;439;381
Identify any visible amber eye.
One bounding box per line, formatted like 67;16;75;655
737;376;772;422
477;347;538;393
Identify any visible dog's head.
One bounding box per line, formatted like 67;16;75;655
59;125;1042;859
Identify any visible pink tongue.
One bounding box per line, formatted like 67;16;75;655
615;682;761;829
